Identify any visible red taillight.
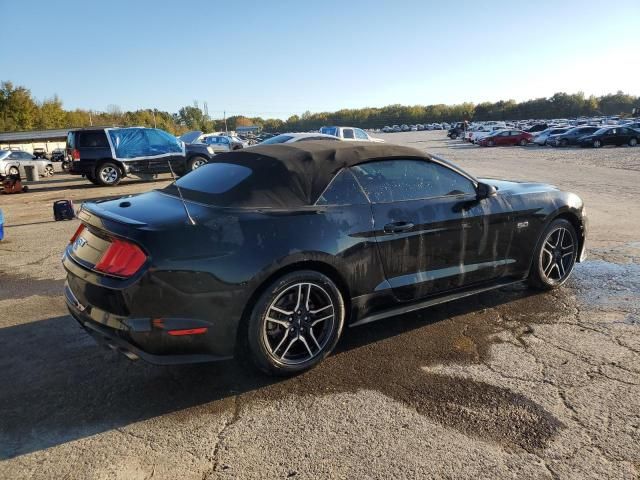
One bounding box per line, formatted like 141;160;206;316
72;149;80;160
95;238;147;277
70;224;85;243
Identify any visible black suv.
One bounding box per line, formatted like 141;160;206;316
66;127;214;186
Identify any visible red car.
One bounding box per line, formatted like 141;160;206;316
478;129;533;147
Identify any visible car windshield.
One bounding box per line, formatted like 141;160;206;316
0;150;9;159
260;134;294;144
593;127;611;135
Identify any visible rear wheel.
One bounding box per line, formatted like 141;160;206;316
96;163;122;186
519;138;528;146
629;138;638;147
8;166;19;176
528;219;578;290
44;165;54;176
488;140;495;147
247;270;345;376
450;133;458;140
593;139;602;148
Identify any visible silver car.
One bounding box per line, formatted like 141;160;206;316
0;150;55;177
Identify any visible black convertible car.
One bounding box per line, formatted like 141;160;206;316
63;142;587;375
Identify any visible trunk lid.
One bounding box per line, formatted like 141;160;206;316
68;190;238;276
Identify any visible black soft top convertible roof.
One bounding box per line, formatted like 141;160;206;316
202;141;431;207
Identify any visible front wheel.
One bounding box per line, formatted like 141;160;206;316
560;139;568;147
450;133;458;140
519;139;528;146
593;140;602;148
487;140;495;147
187;156;208;171
246;271;345;376
44;165;54;177
8;166;19;176
528;219;578;290
96;162;122;186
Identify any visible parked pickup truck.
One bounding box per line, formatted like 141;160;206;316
319;126;384;142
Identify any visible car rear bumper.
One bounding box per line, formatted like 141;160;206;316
69;160;97;176
65;282;233;364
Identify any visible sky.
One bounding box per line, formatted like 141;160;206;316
2;0;639;119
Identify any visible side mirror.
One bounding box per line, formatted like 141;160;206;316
476;182;497;200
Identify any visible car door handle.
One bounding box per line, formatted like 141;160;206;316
383;221;415;234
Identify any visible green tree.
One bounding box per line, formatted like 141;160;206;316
0;81;38;131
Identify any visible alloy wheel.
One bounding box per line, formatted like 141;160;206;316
630;138;638;147
191;159;206;170
100;166;119;184
540;227;576;283
593;140;601;148
262;282;335;365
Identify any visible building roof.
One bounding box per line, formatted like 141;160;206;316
0;129;69;143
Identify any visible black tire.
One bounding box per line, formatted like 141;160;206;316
629;138;638;147
519;138;528;146
246;270;345;376
450;133;458;140
593;139;602;148
560;139;568;147
187;156;208;172
95;162;122;186
8;166;19;176
488;140;495;147
86;174;101;185
528;218;578;290
44;165;54;177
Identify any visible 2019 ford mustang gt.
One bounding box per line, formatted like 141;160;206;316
62;141;587;375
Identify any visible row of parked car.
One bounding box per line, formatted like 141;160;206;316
447;118;640;148
382;123;449;133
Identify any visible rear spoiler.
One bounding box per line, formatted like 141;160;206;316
79;203;147;228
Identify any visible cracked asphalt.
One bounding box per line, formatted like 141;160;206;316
0;131;638;479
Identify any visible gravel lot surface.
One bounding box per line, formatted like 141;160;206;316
1;131;638;479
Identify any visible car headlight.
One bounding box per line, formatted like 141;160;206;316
207;146;214;154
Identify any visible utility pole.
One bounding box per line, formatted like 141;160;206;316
224;110;228;135
152;109;157;128
89;110;93;126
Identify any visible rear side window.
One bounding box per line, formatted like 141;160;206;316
351;160;476;203
78;131;109;148
316;169;368;206
320;127;338;137
343;129;355;139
